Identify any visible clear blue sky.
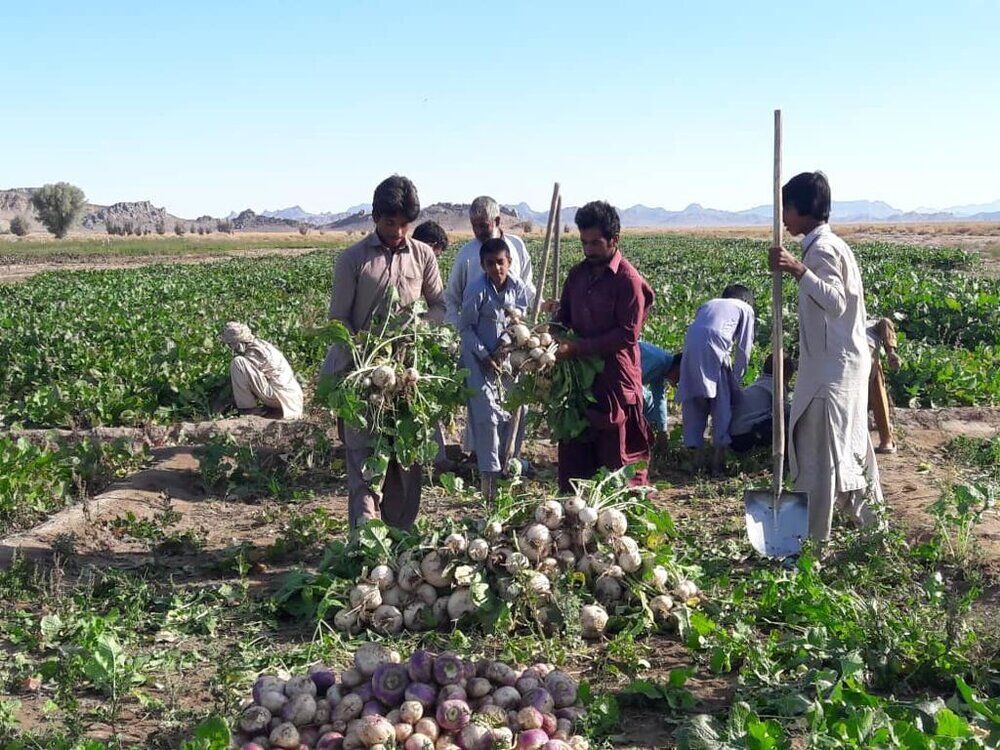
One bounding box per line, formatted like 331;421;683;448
3;0;998;218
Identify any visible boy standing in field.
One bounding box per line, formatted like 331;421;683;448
412;220;450;258
459;238;529;501
771;171;883;543
552;201;655;490
321;175;446;530
675;284;756;473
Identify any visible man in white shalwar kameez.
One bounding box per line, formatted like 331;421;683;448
220;322;304;419
771;171;883;543
675;285;755;471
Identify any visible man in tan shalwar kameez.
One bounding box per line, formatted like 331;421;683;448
771;171;884;543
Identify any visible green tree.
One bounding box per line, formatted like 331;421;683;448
9;215;29;237
30;182;87;238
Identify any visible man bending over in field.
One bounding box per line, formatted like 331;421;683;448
219;322;304;419
551;201;655;490
675;284;756;474
321;175;446;530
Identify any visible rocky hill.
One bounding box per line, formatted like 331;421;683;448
323;202;527;233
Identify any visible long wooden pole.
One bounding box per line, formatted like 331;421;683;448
506;182;560;471
550;196;562;302
530;183;561;322
771;109;785;502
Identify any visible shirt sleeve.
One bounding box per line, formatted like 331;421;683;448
799;242;847;317
444;247;468;328
575;274;643;358
328;249;357;330
422;250;446;324
514;237;537;308
459;289;491;362
733;308;754;380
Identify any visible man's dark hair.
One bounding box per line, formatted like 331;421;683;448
480;237;511;263
763;354;797;377
372;175;420;222
574;200;620;241
412;220;448;251
722;284;754;307
782;171;831;222
670;352;683;370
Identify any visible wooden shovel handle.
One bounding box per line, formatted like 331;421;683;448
772;110;785;494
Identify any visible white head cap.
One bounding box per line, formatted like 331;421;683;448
220;321;254;348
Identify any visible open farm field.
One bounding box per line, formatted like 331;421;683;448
0;233;998;749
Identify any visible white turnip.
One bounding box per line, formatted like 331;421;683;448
467;538;489;562
580;604;608;639
382;585;408;609
676;579;700;600
269;722;300;749
405;734;435;750
400;700;424;724
354;642;393;677
517;706;544;730
415;582;438;606
284;675;317;699
282;693;317;726
596;508;627;538
403;601;434;631
357;715;394;746
420;551;454;588
443;532;467;555
396;722;414;743
397;559;424;592
369;564;395;590
371;604;403;634
510;324;531;345
349;583;382;611
446;588;475;620
333;609;361;635
240;706;272;735
594;576;624;605
650;594;674;622
414;717;440;740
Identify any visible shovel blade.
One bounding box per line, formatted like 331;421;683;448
744;489;809;558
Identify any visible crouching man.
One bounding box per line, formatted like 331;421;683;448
220;321;304;419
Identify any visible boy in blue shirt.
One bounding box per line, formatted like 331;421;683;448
639;342;681;434
459;237;529;501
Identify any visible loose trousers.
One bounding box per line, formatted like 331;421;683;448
558;404;651;492
793;398;881;542
680;367;735;449
231;356;281;410
339;421;422;530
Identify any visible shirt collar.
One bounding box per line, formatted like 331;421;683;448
366;231;412;253
801;223;829;254
602;250;623;275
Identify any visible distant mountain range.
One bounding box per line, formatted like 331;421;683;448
253;199;1000;228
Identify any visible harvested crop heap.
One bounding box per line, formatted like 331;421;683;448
317;300;469;483
234;643;590;750
316;471;701;638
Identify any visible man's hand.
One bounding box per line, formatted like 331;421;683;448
555;340;579;361
770;246;807;280
541;300;560;314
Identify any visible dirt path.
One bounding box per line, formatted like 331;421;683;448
0;246;325;283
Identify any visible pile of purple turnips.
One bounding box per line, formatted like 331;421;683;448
233;643;590;750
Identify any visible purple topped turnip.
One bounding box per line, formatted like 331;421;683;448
371;604;404;635
438;684;467;703
309;665;337;693
363;699;388;717
259;690;288;714
407;650;435;683
459;723;492;750
432;652;465;686
354;683;375;704
466;677;492;699
284;675;317;699
544;671;579;709
491;686;521;710
253;675;284;703
517;729;549;750
517;706;544;730
316;732;344;750
436;699;472;732
372;662;410;706
331;693;363;723
414;717;440;740
405;682;437;709
340;668;364;689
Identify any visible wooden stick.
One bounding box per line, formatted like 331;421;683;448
550;195;562;302
772;109;785;499
530;183;561;323
507;182;560;469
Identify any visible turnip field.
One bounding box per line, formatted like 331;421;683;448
0;235;998;750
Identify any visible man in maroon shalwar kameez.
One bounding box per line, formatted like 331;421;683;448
553;201;655;491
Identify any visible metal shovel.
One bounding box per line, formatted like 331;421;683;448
743;110;809;558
